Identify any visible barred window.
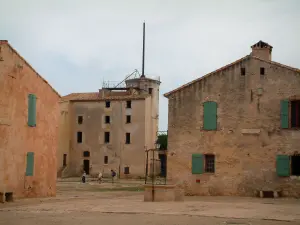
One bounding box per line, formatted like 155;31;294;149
205;154;215;173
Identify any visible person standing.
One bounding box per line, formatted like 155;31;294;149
98;171;103;184
111;169;116;183
82;171;86;183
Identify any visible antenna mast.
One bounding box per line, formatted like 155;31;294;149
141;21;146;78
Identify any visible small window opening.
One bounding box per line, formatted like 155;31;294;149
105;101;111;108
125;133;131;144
291;100;300;128
291;155;300;176
63;154;67;166
241;68;246;76
104;132;110;143
126;101;131;108
126;115;131;123
77;132;82;143
83;151;90;157
124;166;130;174
260;67;265;75
78;116;83;124
104;156;108;164
205;154;215;173
105;116;110;124
149;88;153;94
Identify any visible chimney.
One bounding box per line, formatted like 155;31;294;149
250;40;273;61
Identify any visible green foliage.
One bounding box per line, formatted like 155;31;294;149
158;134;168;150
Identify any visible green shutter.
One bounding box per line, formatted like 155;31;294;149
276;155;290;177
192;154;203;174
28;94;36;127
203;101;217;130
280;100;289;129
26;152;34;176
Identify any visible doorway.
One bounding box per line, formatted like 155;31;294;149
159;153;167;177
83;159;90;175
63;154;67;167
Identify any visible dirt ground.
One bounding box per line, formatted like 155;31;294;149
0;179;300;225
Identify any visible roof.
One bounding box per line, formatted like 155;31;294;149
0;40;61;98
164;55;300;98
163;55;250;97
61;92;148;102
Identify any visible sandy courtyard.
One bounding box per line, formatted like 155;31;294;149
0;180;300;225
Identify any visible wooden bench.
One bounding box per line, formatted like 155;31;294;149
255;190;282;198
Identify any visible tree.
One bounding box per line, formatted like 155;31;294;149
157;134;168;150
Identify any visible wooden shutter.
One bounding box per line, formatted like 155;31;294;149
276;155;290;177
26;152;34;176
28;94;36;127
280;100;289;129
192;154;203;174
203;101;217;130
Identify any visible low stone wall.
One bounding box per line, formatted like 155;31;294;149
144;184;184;202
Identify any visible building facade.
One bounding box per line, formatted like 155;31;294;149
0;40;60;200
57;76;160;178
164;41;300;197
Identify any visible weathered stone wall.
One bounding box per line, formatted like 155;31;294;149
167;56;300;197
61;99;148;178
0;42;60;198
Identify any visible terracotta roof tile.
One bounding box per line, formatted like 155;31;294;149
164;55;300;98
163;55;250;97
61;92;148;102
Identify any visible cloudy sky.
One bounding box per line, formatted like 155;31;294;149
0;0;299;130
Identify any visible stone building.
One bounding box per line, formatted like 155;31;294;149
57;75;160;178
164;41;300;197
0;40;60;201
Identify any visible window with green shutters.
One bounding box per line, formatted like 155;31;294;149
203;101;217;130
276;155;290;177
25;152;34;176
28;94;37;127
192;154;203;174
280;100;289;129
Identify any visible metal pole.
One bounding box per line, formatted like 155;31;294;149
145;150;148;184
141;22;146;78
152;149;155;201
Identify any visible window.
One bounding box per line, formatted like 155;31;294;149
149;88;153;94
241;68;246;76
63;154;67;166
77;132;82;143
104;156;108;164
83;151;90;157
291;100;300;128
281;100;300;129
105;116;110;124
78;116;83;124
105;101;111;108
126;101;131;108
260;67;265;75
291;154;300;176
25;152;34;176
104;132;110;143
125;133;131;144
276;155;290;176
203;101;217;130
124;166;130;174
205;154;215;173
28;94;37;127
126;115;131;123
